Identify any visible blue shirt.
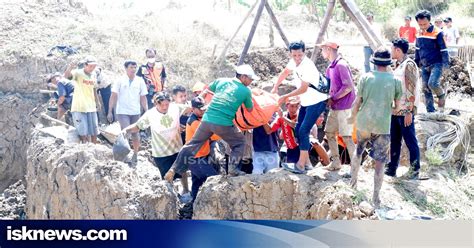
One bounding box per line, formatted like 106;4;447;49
57;80;74;104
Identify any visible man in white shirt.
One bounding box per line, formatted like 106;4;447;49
443;17;461;57
108;60;148;161
272;40;328;173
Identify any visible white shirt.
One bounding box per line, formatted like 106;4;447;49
112;76;148;115
444;26;460;46
136;104;183;157
287;56;328;106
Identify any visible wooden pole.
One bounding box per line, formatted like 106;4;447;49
40;113;72;128
264;1;289;47
238;0;266;65
214;0;259;64
269;19;274;47
341;0;383;50
310;0;336;62
338;1;377;50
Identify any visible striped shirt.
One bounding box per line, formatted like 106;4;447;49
136;103;184;157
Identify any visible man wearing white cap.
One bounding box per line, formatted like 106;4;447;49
164;64;257;181
64;55;101;143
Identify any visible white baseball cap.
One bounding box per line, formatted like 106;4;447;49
235;64;260;81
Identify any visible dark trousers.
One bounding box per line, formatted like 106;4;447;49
189;157;218;201
98;85;111;116
146;94;155;110
387;115;420;176
286;147;300;163
172;121;245;175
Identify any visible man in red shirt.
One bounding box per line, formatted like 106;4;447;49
399;16;417;43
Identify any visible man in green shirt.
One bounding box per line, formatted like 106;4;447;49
165;65;257;180
347;47;402;208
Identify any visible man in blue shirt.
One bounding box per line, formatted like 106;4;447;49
48;72;74;121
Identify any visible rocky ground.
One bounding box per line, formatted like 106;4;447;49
0;181;26;220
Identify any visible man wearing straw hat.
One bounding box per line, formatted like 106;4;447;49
347;47;402;207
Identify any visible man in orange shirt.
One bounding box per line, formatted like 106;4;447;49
399;16;417;43
185;97;220;201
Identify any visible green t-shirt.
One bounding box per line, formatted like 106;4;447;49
356;71;402;134
202;78;253;126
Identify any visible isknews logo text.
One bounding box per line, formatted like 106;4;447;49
6;226;127;241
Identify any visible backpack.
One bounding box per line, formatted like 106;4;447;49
308;73;331;94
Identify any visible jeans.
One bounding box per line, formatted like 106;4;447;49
386;115;420;176
97;85;111;116
296;100;327;150
421;63;444;113
252;151;279;174
189;157;218;201
363;46;374;73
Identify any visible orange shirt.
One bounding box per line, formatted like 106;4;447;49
399;26;417;43
186;114;220;158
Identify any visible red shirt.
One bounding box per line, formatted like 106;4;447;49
399;26;417;43
270;112;298;149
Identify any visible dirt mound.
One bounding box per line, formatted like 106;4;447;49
441;57;473;96
225;47;361;84
0;181;26;220
0;0;87;94
226;47;331;82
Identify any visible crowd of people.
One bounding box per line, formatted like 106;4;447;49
46;9;458;207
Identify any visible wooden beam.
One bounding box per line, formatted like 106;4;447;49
338;0;377;50
341;0;383;50
238;0;266;65
214;0;259;64
41;113;72;128
310;0;336;62
264;1;289;47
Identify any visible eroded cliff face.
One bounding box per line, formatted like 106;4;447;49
193;170;377;220
0;94;42;191
25;131;178;219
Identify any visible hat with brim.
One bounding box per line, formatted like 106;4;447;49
370;50;393;66
316;41;339;50
235;64;260;81
84;56;98;65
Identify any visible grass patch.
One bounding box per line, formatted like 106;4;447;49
351;189;368;205
393;181;447;217
425;147;443;166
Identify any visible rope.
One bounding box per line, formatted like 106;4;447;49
417;113;471;175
